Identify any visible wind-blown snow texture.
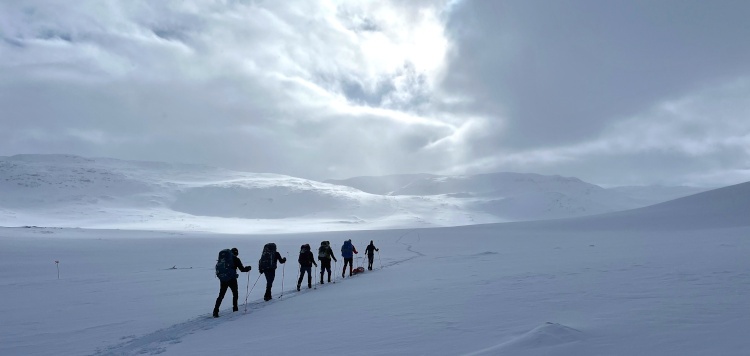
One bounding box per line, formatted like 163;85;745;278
1;169;749;355
0;155;707;232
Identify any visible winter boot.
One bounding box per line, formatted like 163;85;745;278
233;305;238;312
308;282;312;289
297;283;301;291
213;308;219;318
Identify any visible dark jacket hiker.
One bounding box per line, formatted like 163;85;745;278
213;248;251;318
365;240;379;270
297;244;318;291
259;243;287;301
318;241;337;284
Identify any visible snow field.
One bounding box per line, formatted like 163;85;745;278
2;224;750;355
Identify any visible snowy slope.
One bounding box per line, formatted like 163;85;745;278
1;182;749;355
0;155;719;231
325;173;437;195
607;185;709;205
526;180;750;230
0;155;499;231
330;172;707;222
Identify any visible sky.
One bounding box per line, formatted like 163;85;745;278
1;0;749;187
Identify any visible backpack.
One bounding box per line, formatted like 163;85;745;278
341;240;353;258
318;241;330;259
215;249;237;281
258;243;277;272
299;244;312;265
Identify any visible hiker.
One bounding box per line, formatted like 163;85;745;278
365;240;379;270
341;239;358;278
297;244;318;291
258;243;287;301
318;241;337;284
213;248;252;318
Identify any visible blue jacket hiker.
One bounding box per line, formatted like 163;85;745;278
213;248;251;318
341;239;358;278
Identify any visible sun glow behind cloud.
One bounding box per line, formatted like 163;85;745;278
1;0;749;186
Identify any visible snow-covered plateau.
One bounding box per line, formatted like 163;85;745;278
1;155;748;355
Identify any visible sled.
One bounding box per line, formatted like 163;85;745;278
351;266;365;275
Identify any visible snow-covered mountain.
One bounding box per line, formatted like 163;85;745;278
325;173;437;195
327;172;709;222
0;154;710;231
530;180;750;230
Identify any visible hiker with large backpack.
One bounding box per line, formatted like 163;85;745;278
297;244;318;291
258;243;287;301
365;240;379;271
340;239;358;278
213;248;252;318
317;241;337;284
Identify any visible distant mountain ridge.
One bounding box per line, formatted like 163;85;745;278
0;154;712;232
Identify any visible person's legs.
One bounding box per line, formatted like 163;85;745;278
214;280;229;317
264;270;276;301
368;255;374;270
229;279;239;311
297;265;305;290
305;266;312;288
320;259;330;283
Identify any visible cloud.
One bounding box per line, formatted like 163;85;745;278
1;0;749;186
448;78;750;186
0;0;465;179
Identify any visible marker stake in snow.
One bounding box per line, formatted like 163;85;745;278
55;260;60;279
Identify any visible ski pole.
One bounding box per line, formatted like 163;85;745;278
245;274;262;312
314;264;318;289
377;250;383;269
333;260;337;283
245;270;251;301
279;252;287;299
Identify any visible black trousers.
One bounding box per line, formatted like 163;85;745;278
343;257;353;276
367;254;375;270
298;265;312;287
263;270;276;300
215;278;239;310
320;259;332;282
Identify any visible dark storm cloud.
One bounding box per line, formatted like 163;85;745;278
442;0;750;147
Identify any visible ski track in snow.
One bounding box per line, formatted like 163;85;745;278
92;237;424;356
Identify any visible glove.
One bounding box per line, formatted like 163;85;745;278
282;257;287;263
